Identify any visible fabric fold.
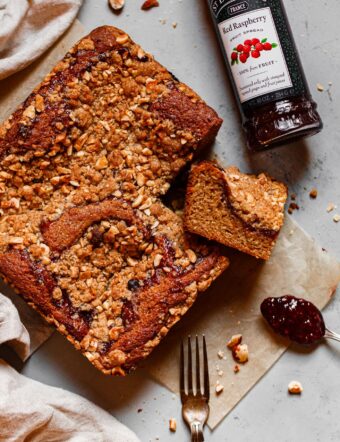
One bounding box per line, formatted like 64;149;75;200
0;0;83;80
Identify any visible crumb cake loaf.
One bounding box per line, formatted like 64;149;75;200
0;27;229;375
184;162;288;260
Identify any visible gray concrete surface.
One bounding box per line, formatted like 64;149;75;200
2;0;340;441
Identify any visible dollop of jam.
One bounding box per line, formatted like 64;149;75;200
260;295;326;344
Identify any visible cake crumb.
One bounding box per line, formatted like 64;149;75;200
290;193;297;201
172;22;178;29
169;418;177;432
234;364;240;373
218;370;224;377
137;408;143;413
217;350;225;359
288;380;303;394
309;188;318;199
288;202;300;214
316;83;324;92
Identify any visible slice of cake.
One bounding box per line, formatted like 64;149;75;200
184;161;288;260
0;27;229;375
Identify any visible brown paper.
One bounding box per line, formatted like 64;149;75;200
1;20;340;430
145;216;340;429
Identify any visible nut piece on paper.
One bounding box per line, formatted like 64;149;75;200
232;344;249;364
288;381;303;394
109;0;125;11
227;334;242;349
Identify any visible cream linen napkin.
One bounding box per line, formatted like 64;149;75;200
0;0;83;80
0;296;141;442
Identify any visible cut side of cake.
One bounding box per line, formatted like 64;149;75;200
184;161;288;260
0;27;229;375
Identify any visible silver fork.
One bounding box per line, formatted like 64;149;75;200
180;335;210;442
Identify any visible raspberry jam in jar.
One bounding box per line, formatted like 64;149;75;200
207;0;323;151
260;295;326;344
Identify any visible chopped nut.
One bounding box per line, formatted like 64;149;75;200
141;0;159;10
333;214;340;223
95;156;108;170
327;203;336;213
215;382;224;394
108;0;125;10
288;380;303;394
8;237;23;244
288;202;299;214
186;249;197;264
232;344;249;364
309;188;318;199
116;34;129;45
316;83;324;92
153;254;163;267
169;418;177;432
227;334;242;349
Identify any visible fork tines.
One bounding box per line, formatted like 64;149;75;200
180;335;210;402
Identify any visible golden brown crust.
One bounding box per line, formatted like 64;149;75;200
0;249;90;341
0;27;226;375
184;161;288;260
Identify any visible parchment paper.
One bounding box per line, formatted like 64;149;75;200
1;20;340;430
145;216;340;429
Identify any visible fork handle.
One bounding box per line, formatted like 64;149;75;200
191;422;204;442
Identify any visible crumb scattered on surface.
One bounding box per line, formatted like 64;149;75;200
288;380;303;394
227;334;242;349
217;350;225;359
316;83;324;92
215;382;224;394
137;408;143;413
218;370;224;377
234;364;240;373
333;214;340;223
291;193;297;201
142;0;159;10
172;22;178;28
309;188;318;199
108;0;125;10
288;202;300;214
169;418;177;432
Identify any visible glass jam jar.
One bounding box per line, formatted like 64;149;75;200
207;0;323;151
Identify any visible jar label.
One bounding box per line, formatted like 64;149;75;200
218;7;292;103
209;0;308;111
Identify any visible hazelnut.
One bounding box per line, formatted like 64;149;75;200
288;381;303;394
227;334;242;349
232;344;249;364
169;418;177;432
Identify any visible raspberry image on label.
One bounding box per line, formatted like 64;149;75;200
230;38;278;65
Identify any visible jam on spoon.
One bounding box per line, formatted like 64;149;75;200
261;295;340;345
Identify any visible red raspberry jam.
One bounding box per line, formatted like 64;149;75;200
261;295;325;345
